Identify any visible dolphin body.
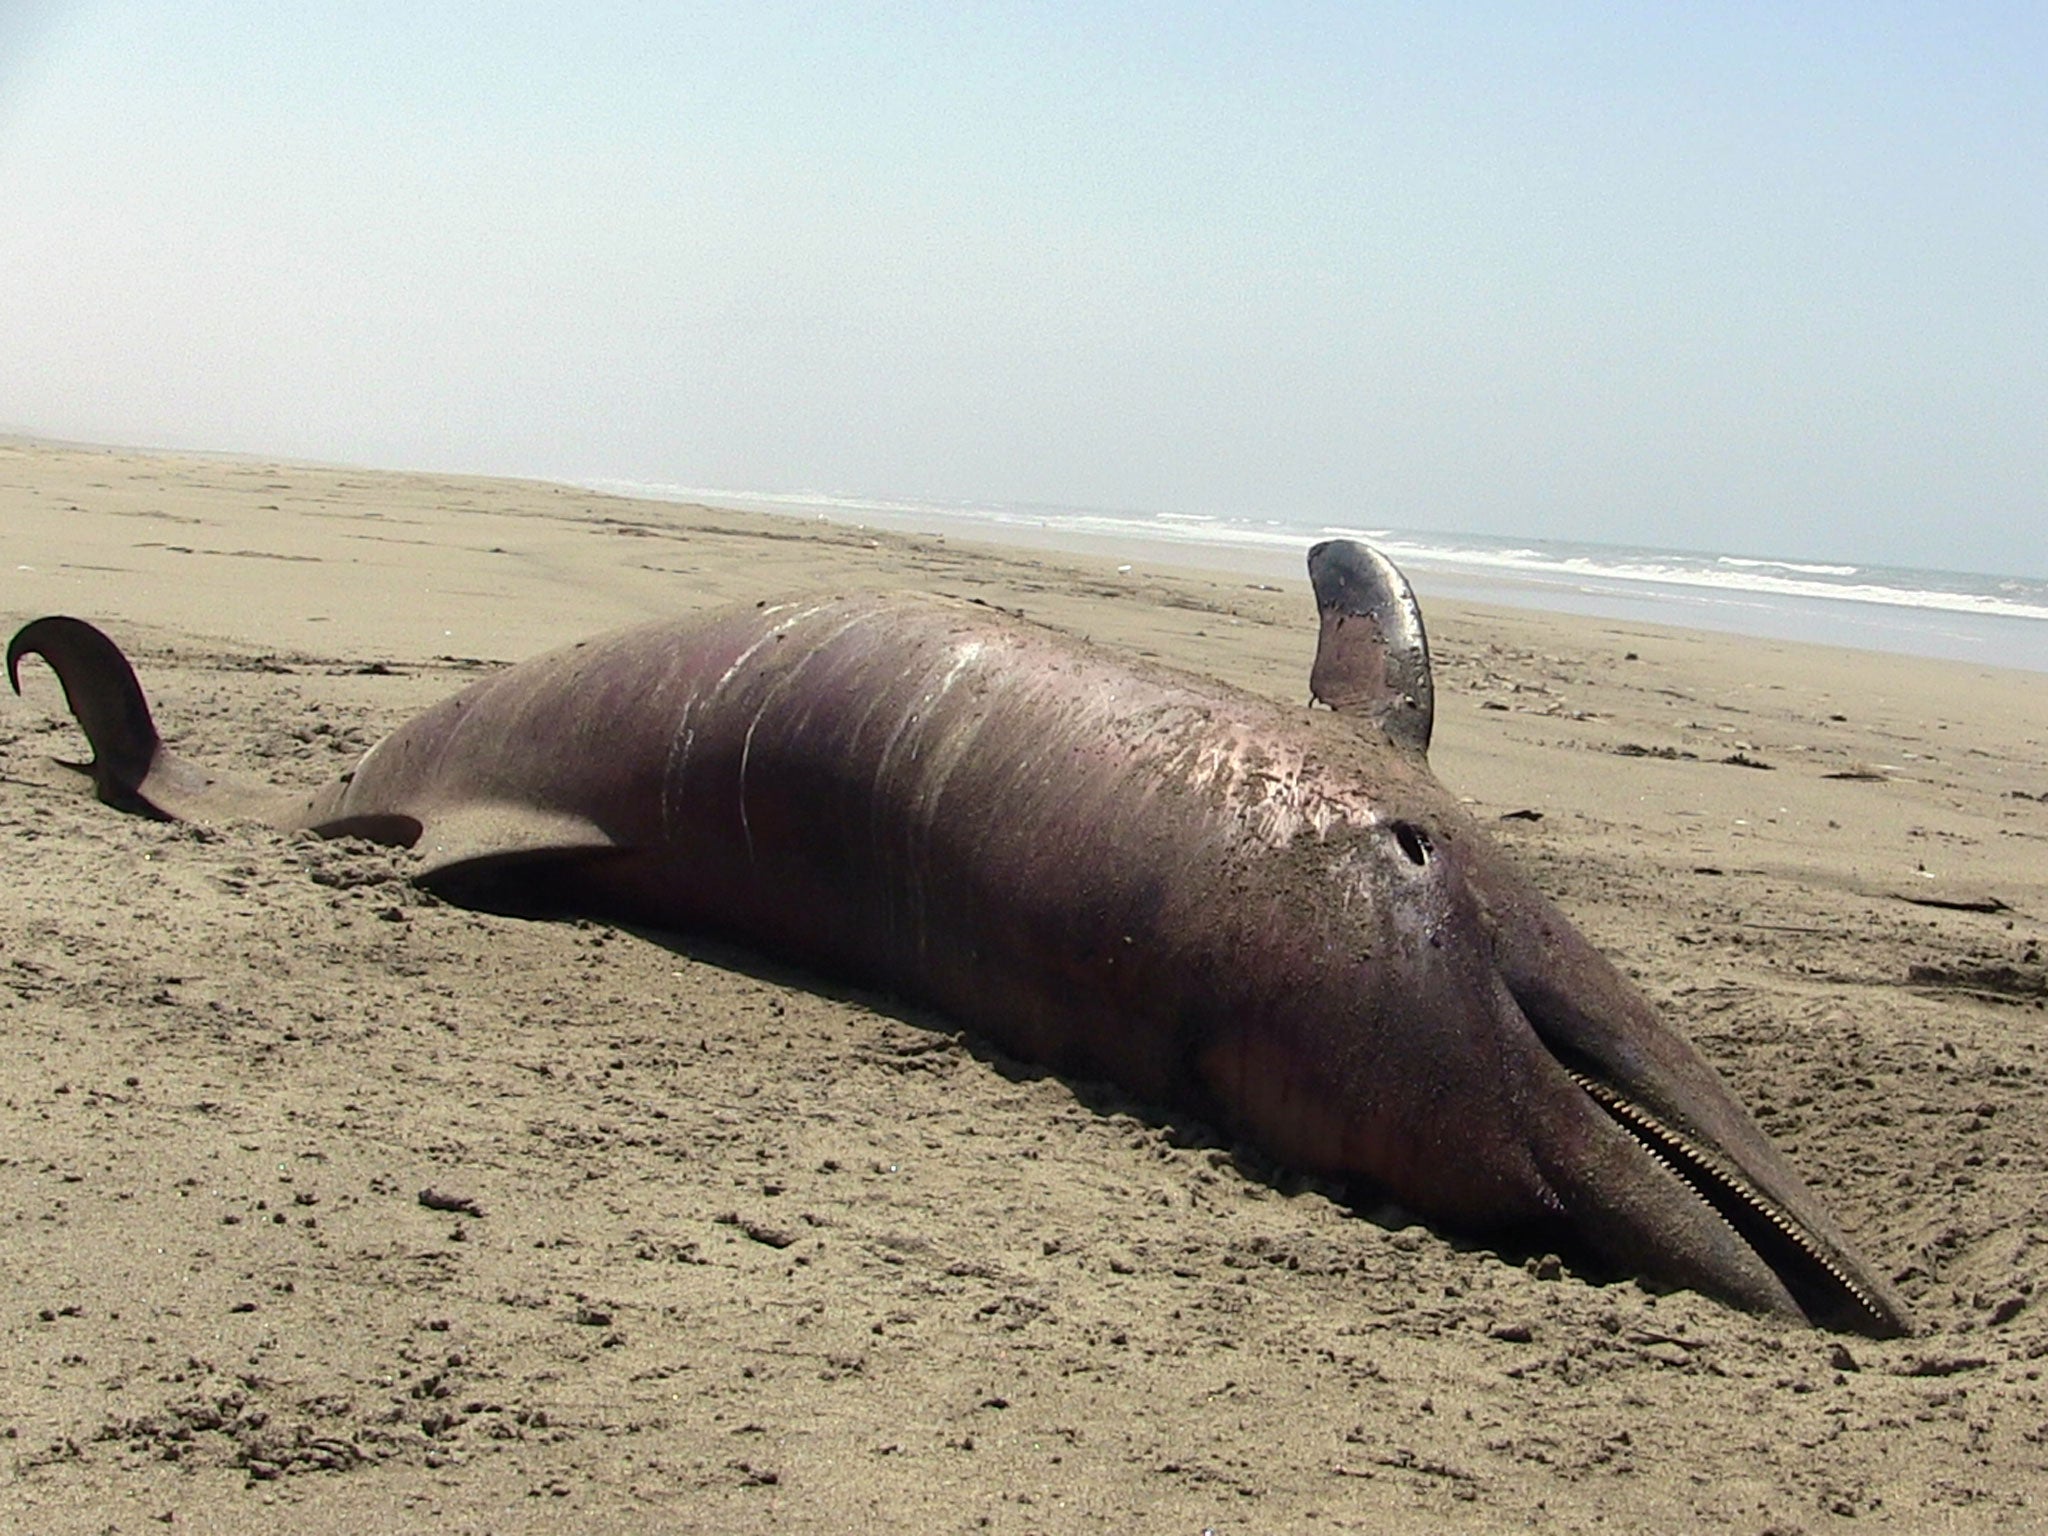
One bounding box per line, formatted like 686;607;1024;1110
7;541;1909;1335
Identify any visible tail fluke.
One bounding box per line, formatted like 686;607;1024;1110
9;616;311;825
8;616;167;813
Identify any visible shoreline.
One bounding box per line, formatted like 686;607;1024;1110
9;430;2043;674
589;479;2048;675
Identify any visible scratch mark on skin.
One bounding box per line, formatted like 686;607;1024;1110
893;636;1002;965
903;637;993;840
687;604;850;866
934;638;986;697
1167;729;1381;849
738;706;762;867
712;600;829;694
661;696;696;844
730;607;874;872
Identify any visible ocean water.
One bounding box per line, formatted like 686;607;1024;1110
585;480;2048;676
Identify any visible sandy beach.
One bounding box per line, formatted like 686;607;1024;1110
3;436;2046;1533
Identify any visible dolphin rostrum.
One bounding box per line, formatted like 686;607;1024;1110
7;540;1909;1335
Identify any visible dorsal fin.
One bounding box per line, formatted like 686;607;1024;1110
1305;540;1434;754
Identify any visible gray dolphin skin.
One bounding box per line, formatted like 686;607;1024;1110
8;541;1909;1336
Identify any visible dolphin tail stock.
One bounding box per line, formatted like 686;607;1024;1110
8;615;315;826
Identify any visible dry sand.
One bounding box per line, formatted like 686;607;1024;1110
3;438;2045;1533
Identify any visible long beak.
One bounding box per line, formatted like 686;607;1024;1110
1485;865;1910;1337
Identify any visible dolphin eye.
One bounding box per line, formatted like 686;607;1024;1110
1392;821;1432;867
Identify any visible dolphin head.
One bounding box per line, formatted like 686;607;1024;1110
1302;540;1910;1337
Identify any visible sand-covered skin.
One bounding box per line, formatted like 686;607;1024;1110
3;439;2046;1533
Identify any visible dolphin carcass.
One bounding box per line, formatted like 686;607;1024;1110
6;540;1910;1335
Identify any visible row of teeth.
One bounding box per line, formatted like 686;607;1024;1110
1566;1069;1887;1327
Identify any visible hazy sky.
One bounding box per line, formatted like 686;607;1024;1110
1;3;2041;576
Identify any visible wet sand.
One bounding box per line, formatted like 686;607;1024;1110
4;437;2045;1532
